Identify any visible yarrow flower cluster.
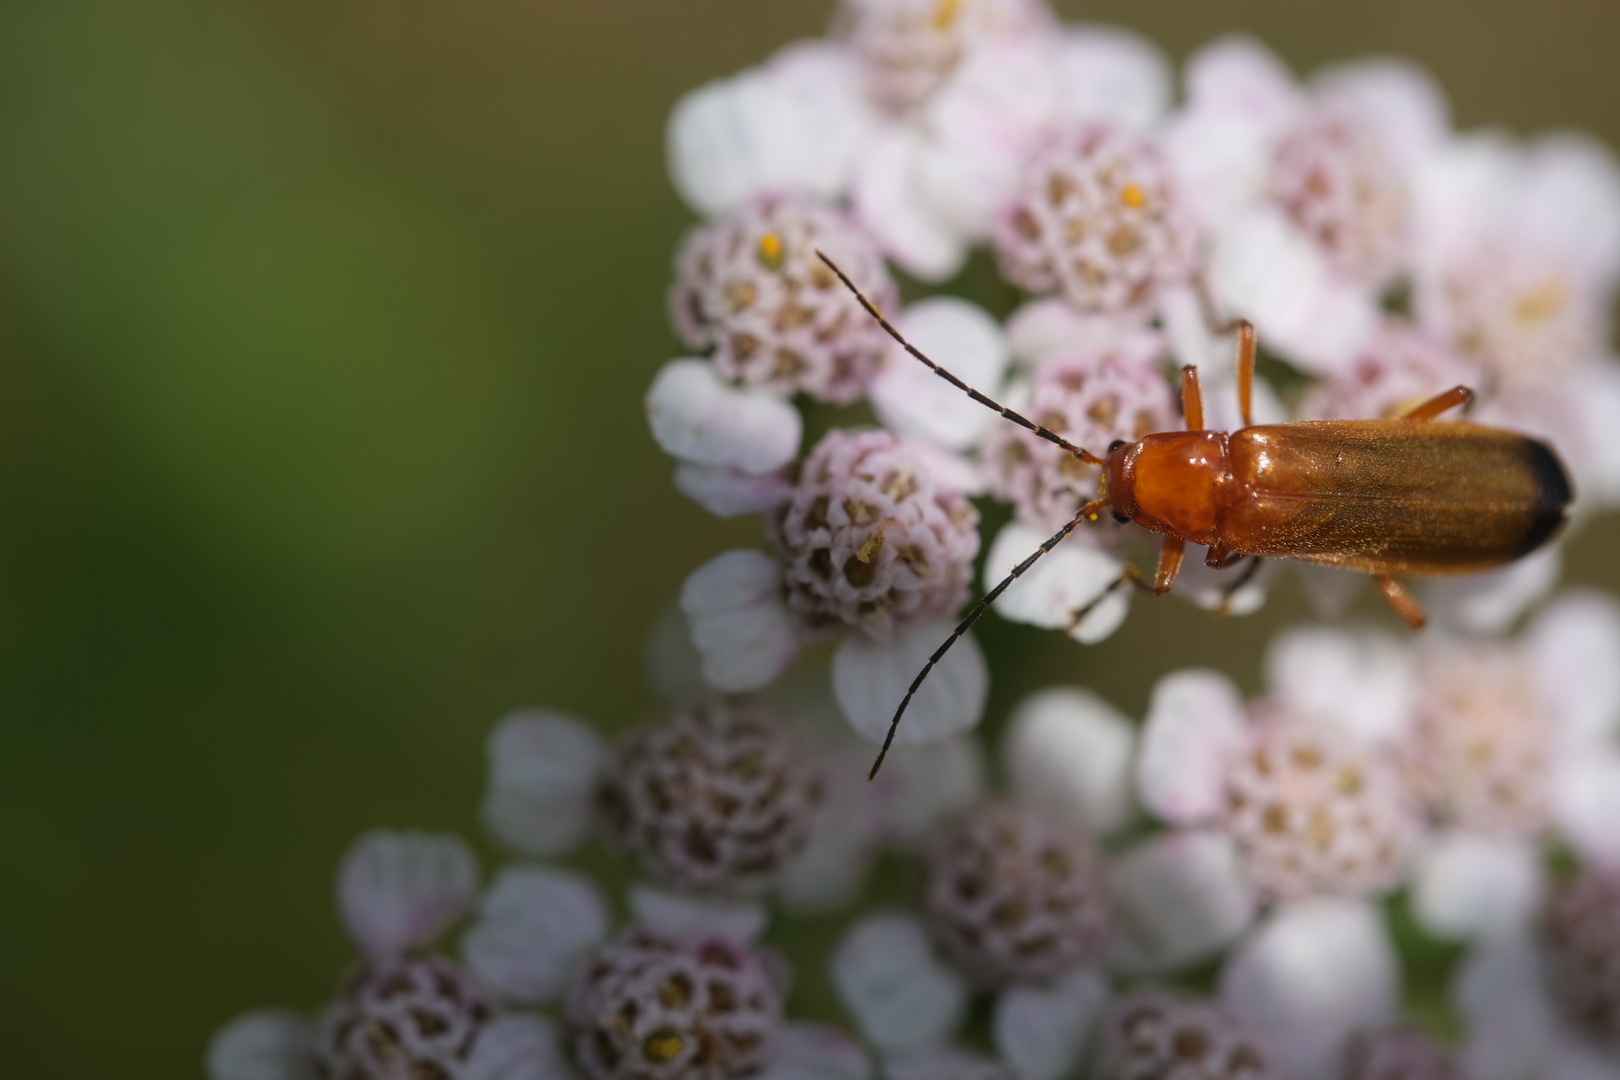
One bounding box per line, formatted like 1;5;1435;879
211;6;1620;1080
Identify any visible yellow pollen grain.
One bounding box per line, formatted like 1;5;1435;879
855;521;887;564
1513;278;1567;323
644;1033;684;1062
758;231;785;270
1120;184;1146;209
932;0;961;30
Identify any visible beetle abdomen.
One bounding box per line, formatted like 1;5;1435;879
1222;421;1572;576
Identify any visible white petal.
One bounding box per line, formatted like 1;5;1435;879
1136;669;1248;826
833;620;987;746
461;866;609;1005
1165;36;1300;228
1410;830;1543;941
1519;134;1620;283
832;914;968;1056
1056;24;1171;130
869;298;1010;450
1219;899;1397;1080
644;360;802;473
884;1048;1010;1080
1003;686;1136;836
466;1014;575;1080
1183;35;1299;127
915;37;1060;236
984;522;1129;644
777;761;884;914
643;602;709;709
1108;830;1258;975
337;831;479;957
1529;590;1620;746
759;1024;871;1080
1207;209;1378;375
666;42;875;216
993;968;1109;1080
1410;133;1520;271
207;1011;317;1080
681;550;800;692
1550;748;1620;868
1311;58;1449;169
673;462;794;518
1454;934;1558;1080
1264;624;1414;748
875;736;987;850
1159;285;1217;374
1004;298;1156;369
629;884;768;943
482;711;605;858
1420;545;1561;636
854;129;970;282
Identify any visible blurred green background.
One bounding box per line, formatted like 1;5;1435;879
3;0;1620;1075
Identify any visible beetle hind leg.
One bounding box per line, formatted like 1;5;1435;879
1402;385;1475;421
1376;575;1427;629
1214;557;1264;617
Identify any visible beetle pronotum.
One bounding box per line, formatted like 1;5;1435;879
815;252;1573;780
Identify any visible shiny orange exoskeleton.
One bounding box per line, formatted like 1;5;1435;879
816;254;1573;777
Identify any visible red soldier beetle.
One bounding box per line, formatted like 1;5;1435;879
815;252;1573;779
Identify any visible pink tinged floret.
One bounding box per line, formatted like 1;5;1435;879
1099;990;1288;1080
868;297;1011;452
1222;715;1418;902
1339;1027;1467;1080
563;930;786;1080
1136;669;1250;827
1297;323;1482;422
1108;830;1258;976
317;954;495;1080
1410;831;1543;942
670;194;898;405
981;342;1175;534
337;831;480;960
921;801;1111;987
992;969;1109;1080
832;0;1057;116
993;124;1197;315
645;361;802;475
768;428;979;641
1540;869;1620;1050
600;700;825;896
1267;103;1410;287
1406;643;1554;837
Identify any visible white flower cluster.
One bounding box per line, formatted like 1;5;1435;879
210;5;1620;1080
646;0;1620;751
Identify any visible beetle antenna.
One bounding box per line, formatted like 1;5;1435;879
817;251;1103;466
867;497;1105;780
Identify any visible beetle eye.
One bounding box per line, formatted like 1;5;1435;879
1107;439;1126;453
1111;510;1129;524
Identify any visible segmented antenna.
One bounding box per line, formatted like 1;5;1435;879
815;251;1102;466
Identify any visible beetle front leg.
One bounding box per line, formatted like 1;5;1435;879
1063;536;1184;632
1376;575;1428;629
1233;320;1256;428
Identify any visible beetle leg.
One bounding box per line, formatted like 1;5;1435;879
1062;536;1184;633
1376;575;1428;629
1152;536;1186;592
1402;385;1475;421
1204;541;1246;569
1180;365;1205;431
1214;557;1264;616
1234;320;1256;428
